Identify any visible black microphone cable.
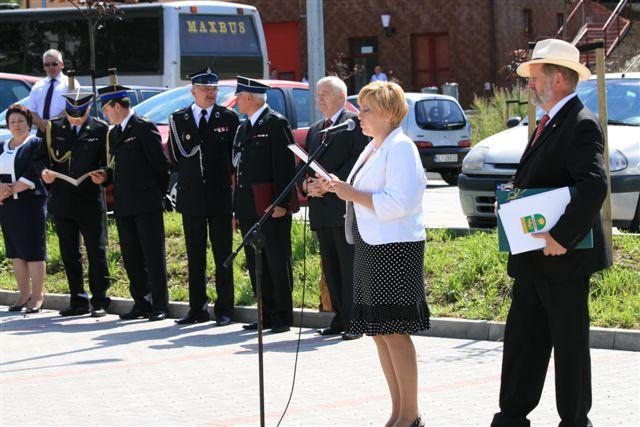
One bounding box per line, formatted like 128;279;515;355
276;199;310;427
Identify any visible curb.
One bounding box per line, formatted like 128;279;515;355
1;290;638;351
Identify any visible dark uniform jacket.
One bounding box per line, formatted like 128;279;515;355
43;116;108;218
507;96;612;282
168;104;239;217
0;137;47;199
233;106;296;219
302;110;369;230
107;113;170;218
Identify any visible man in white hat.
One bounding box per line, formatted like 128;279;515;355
491;39;611;427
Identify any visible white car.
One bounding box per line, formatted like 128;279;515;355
459;73;640;232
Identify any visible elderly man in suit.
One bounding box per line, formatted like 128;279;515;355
491;39;612;427
232;76;297;334
302;76;368;340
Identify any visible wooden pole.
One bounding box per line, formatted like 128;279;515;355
527;42;536;138
595;41;613;257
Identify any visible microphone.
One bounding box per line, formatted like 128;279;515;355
318;118;356;134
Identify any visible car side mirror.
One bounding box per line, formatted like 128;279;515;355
506;116;521;128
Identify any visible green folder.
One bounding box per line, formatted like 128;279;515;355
496;187;593;253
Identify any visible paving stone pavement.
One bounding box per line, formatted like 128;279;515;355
1;308;638;427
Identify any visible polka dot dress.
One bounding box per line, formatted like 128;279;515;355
348;165;430;336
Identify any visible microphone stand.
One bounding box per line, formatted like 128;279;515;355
224;127;342;427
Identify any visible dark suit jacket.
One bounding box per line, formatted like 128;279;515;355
233;106;296;219
0;137;47;199
44;116;108;218
507;95;612;282
302;110;369;230
107;113;170;218
168;103;239;217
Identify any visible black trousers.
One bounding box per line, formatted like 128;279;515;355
182;213;234;317
53;213;110;309
115;210;169;313
491;275;592;427
239;215;293;328
315;226;355;331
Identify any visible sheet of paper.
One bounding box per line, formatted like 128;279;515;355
287;144;332;181
49;170;101;187
497;186;571;255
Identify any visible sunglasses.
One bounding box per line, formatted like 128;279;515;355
43;62;60;67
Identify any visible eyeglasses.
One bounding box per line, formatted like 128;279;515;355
43;62;60;67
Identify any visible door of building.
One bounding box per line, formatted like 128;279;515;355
411;33;450;91
349;37;378;94
263;21;301;81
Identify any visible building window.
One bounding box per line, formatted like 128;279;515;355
523;9;533;34
557;13;564;31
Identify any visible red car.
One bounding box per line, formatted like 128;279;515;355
134;79;359;209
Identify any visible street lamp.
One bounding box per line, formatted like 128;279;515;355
381;13;395;37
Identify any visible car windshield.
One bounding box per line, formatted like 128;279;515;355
0;96;29;127
523;78;640;126
415;98;466;130
135;85;236;125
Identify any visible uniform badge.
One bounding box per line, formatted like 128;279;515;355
186;134;191;140
184;113;189;120
214;112;220;119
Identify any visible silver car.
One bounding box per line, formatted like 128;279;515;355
458;73;640;232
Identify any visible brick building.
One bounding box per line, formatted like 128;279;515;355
231;0;566;107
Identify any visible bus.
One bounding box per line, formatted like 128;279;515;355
0;1;269;87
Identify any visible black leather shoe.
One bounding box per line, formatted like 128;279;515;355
216;315;231;326
24;306;42;314
242;321;259;330
342;332;362;340
60;305;90;317
90;308;107;318
270;325;291;334
149;310;167;321
317;327;343;336
175;311;209;325
8;296;31;312
119;308;151;320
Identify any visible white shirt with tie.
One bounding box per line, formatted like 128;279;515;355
191;103;213;124
27;73;78;119
345;127;427;245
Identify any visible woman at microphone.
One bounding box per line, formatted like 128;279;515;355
319;81;429;427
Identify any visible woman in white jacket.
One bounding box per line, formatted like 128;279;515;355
320;81;429;427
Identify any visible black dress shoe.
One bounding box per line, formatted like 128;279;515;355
60;305;90;317
242;321;259;330
175;311;209;325
149;310;167;321
410;415;425;427
270;325;291;334
317;327;343;336
119;308;151;320
8;296;31;312
24;306;42;314
216;315;231;326
341;332;362;340
90;308;107;318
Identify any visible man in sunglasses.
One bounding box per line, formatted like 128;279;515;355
27;49;78;132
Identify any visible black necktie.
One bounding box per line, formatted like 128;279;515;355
43;78;56;120
199;109;208;139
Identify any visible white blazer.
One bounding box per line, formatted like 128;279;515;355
345;127;427;245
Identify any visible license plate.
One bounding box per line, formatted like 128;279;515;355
433;154;458;163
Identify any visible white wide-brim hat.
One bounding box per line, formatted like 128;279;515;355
517;38;591;81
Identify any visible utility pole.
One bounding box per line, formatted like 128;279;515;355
306;0;325;123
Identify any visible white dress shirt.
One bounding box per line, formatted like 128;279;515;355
345;127;427;245
119;109;135;131
27;73;78;119
249;103;268;126
191;103;214;124
546;92;577;124
326;107;344;124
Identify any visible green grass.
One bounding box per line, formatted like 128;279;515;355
1;212;638;329
469;86;528;146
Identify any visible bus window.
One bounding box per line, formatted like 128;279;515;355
179;14;263;80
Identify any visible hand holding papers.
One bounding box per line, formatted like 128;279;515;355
287;144;332;181
497;186;593;255
46;169;105;187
